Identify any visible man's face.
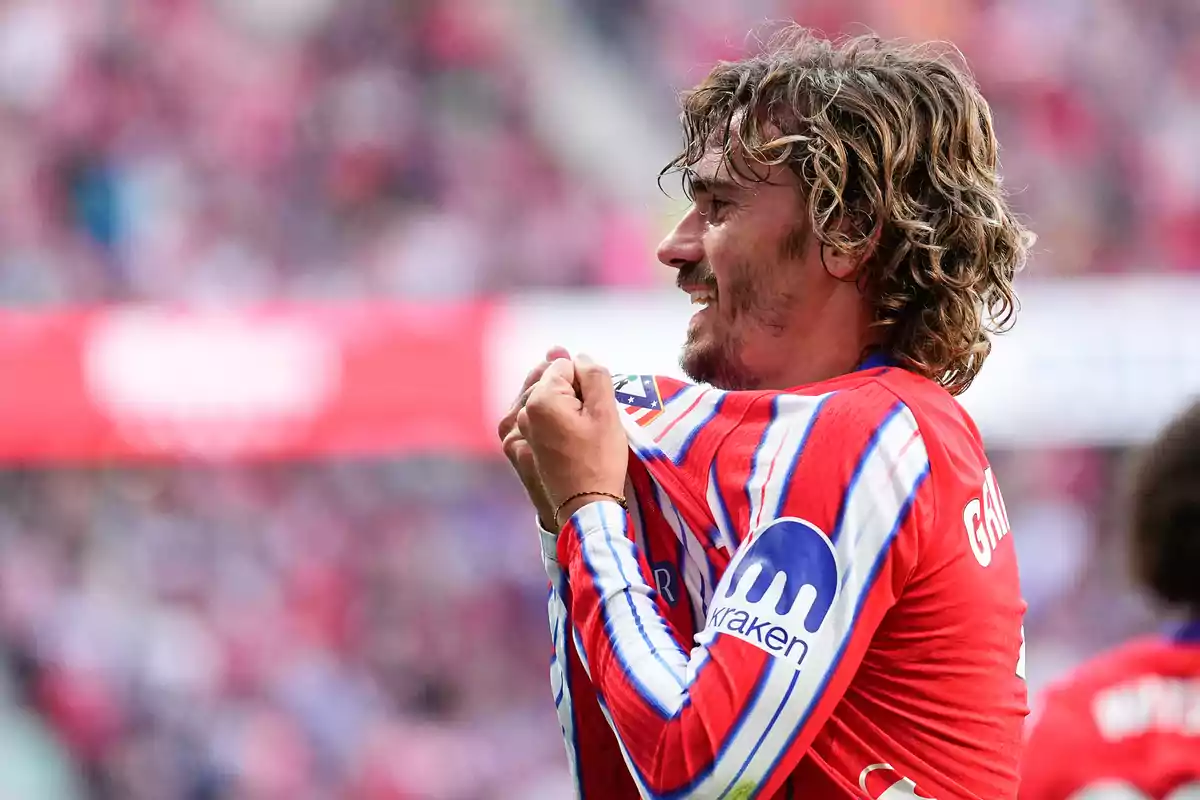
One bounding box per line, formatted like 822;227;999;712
657;150;819;390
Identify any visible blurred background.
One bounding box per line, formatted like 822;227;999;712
0;0;1197;797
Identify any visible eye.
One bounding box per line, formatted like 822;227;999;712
702;196;731;220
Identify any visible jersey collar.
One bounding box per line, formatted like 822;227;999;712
856;350;895;372
1172;619;1200;643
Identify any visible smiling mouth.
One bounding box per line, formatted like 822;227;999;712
685;285;718;309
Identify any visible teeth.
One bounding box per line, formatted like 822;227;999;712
689;289;716;306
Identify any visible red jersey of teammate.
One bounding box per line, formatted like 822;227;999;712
1020;623;1200;800
541;359;1027;799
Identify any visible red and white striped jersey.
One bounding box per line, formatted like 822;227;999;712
1019;624;1200;800
541;361;1027;799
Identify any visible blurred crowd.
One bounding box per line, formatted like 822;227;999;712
0;462;574;799
0;0;1198;308
580;0;1200;275
0;451;1164;799
0;0;1193;797
0;0;636;304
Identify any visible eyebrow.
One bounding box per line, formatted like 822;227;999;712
685;171;744;196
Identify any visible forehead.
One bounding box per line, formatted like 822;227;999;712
687;136;797;191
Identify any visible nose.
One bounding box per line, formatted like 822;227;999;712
656;206;705;272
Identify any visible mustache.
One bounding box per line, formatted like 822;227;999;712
676;263;717;290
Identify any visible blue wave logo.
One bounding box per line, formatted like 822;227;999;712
724;518;838;631
705;518;839;667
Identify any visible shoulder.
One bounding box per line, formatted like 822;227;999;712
777;371;929;465
620;370;950;478
720;375;932;523
693;371;932;485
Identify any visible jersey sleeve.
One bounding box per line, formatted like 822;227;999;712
556;384;932;798
542;524;643;799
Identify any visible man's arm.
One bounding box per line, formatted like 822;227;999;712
542;526;643;799
557;386;930;798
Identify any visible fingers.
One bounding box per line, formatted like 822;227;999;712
525;360;581;427
501;422;525;459
574;353;615;415
517;361;551;404
503;351;601;445
515;348;570;405
540;358;579;397
497;347;570;441
517;383;536;411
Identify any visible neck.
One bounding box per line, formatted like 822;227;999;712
760;295;878;390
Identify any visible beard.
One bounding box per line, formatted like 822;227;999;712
677;224;807;391
680;325;757;390
679;260;793;391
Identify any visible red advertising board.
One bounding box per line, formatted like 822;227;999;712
0;303;493;463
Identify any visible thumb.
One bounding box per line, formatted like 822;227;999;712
543;357;577;390
574;354;615;415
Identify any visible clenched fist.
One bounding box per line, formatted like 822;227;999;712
517;355;629;530
497;346;571;529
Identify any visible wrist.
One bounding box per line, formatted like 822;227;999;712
553;491;628;532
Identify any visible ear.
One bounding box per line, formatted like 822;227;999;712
821;222;882;282
820;243;859;281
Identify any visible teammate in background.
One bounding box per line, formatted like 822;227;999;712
499;27;1034;798
1020;400;1200;800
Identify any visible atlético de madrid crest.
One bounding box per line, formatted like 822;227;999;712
613;374;664;426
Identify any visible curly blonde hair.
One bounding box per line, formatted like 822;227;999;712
662;26;1035;395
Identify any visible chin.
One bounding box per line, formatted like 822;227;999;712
680;337;757;391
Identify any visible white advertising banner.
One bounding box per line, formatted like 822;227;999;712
486;276;1200;448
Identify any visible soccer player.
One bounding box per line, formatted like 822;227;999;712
498;28;1033;798
1019;401;1200;800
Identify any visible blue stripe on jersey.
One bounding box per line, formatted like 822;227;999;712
576;530;675;718
594;512;686;714
710;461;737;553
714;445;923;798
657;470;721;552
772;394;833;520
839;459;929;596
593;691;660;800
641;480;706;714
572;622;589;673
764;461;931;780
550;573;586;798
634;484;661;591
658;660;778;800
742;397;781;546
718;665;801;796
667;498;702;633
830;402;905;545
661;382;689;406
628;384;703;461
672;393;726;466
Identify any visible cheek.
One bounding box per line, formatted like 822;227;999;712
701;228;727;272
704;231;745;291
